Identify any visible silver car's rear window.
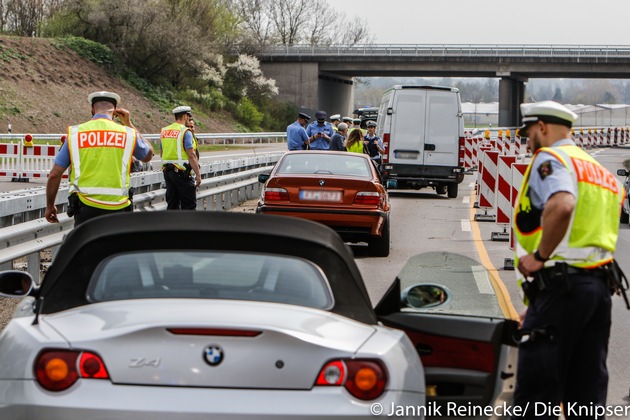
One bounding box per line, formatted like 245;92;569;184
278;154;371;177
87;251;333;309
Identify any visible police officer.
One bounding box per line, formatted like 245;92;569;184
160;105;201;210
45;91;154;226
186;117;201;161
349;118;363;135
512;101;625;419
287;112;311;150
306;111;334;150
329;114;341;131
364;121;385;164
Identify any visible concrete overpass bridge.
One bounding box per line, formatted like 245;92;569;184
258;44;630;126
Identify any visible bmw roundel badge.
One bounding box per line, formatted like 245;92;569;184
203;345;224;366
319;179;325;186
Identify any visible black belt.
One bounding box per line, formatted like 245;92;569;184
163;164;185;173
540;264;609;278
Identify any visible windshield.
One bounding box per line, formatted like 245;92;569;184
87;251;334;310
278;153;371;177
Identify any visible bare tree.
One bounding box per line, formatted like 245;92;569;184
339;16;374;46
4;0;45;36
232;0;274;46
268;0;309;46
303;0;335;46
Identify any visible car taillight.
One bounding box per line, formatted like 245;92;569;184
35;349;110;391
315;359;387;400
263;188;289;201
458;136;465;167
382;133;390;163
354;191;381;205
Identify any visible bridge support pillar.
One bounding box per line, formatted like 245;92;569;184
499;77;526;127
318;73;354;117
260;62;319;114
260;63;353;117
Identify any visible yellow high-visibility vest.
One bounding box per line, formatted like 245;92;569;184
67;118;135;210
514;144;624;270
161;122;197;171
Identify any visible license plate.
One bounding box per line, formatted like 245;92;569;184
299;190;342;201
395;151;419;159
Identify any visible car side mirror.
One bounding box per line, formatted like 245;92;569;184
617;169;629;177
258;174;270;183
0;271;35;298
401;284;449;309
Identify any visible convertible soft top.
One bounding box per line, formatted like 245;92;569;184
39;212;377;324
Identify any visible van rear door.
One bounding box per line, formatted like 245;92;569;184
389;88;426;166
424;90;461;167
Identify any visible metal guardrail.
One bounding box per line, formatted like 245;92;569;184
0;132;287;145
259;44;630;58
0;155;281;280
0;152;282;226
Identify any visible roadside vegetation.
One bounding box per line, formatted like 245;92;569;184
0;0;374;133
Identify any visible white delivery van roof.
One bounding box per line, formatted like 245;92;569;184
389;85;460;93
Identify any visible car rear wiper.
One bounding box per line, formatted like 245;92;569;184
314;170;333;174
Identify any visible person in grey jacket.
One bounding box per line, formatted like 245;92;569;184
329;122;348;151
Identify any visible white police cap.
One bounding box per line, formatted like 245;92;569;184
329;114;341;121
520;101;578;134
173;105;192;115
88;91;120;106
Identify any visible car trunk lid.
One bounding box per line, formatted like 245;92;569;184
272;175;377;207
42;299;376;389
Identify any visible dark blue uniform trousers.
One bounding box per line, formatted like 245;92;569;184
164;168;197;210
512;272;611;420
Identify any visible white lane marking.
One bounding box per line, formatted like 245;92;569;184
472;265;494;294
461;219;471;232
468;182;476;188
463;196;470;204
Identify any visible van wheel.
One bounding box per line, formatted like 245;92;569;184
369;216;390;257
447;183;458;198
436;185;446;195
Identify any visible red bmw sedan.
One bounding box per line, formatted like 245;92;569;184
257;151;390;256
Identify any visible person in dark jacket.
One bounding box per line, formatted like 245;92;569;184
329;122;348;151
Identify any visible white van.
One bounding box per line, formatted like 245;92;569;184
376;85;465;198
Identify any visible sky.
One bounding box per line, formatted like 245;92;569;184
345;0;630;46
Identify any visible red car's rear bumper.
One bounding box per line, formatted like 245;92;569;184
257;206;387;237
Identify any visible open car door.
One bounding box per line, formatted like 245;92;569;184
375;252;519;413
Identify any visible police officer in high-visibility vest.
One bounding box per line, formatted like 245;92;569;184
160;106;201;210
512;101;625;419
45;91;154;226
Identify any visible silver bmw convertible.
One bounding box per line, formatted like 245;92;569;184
0;212;425;419
0;212;518;419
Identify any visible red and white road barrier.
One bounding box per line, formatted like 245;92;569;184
477;150;499;212
464;138;475;170
496;155;517;225
0;139;64;181
475;145;492;194
472;138;485;169
509;163;529;251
